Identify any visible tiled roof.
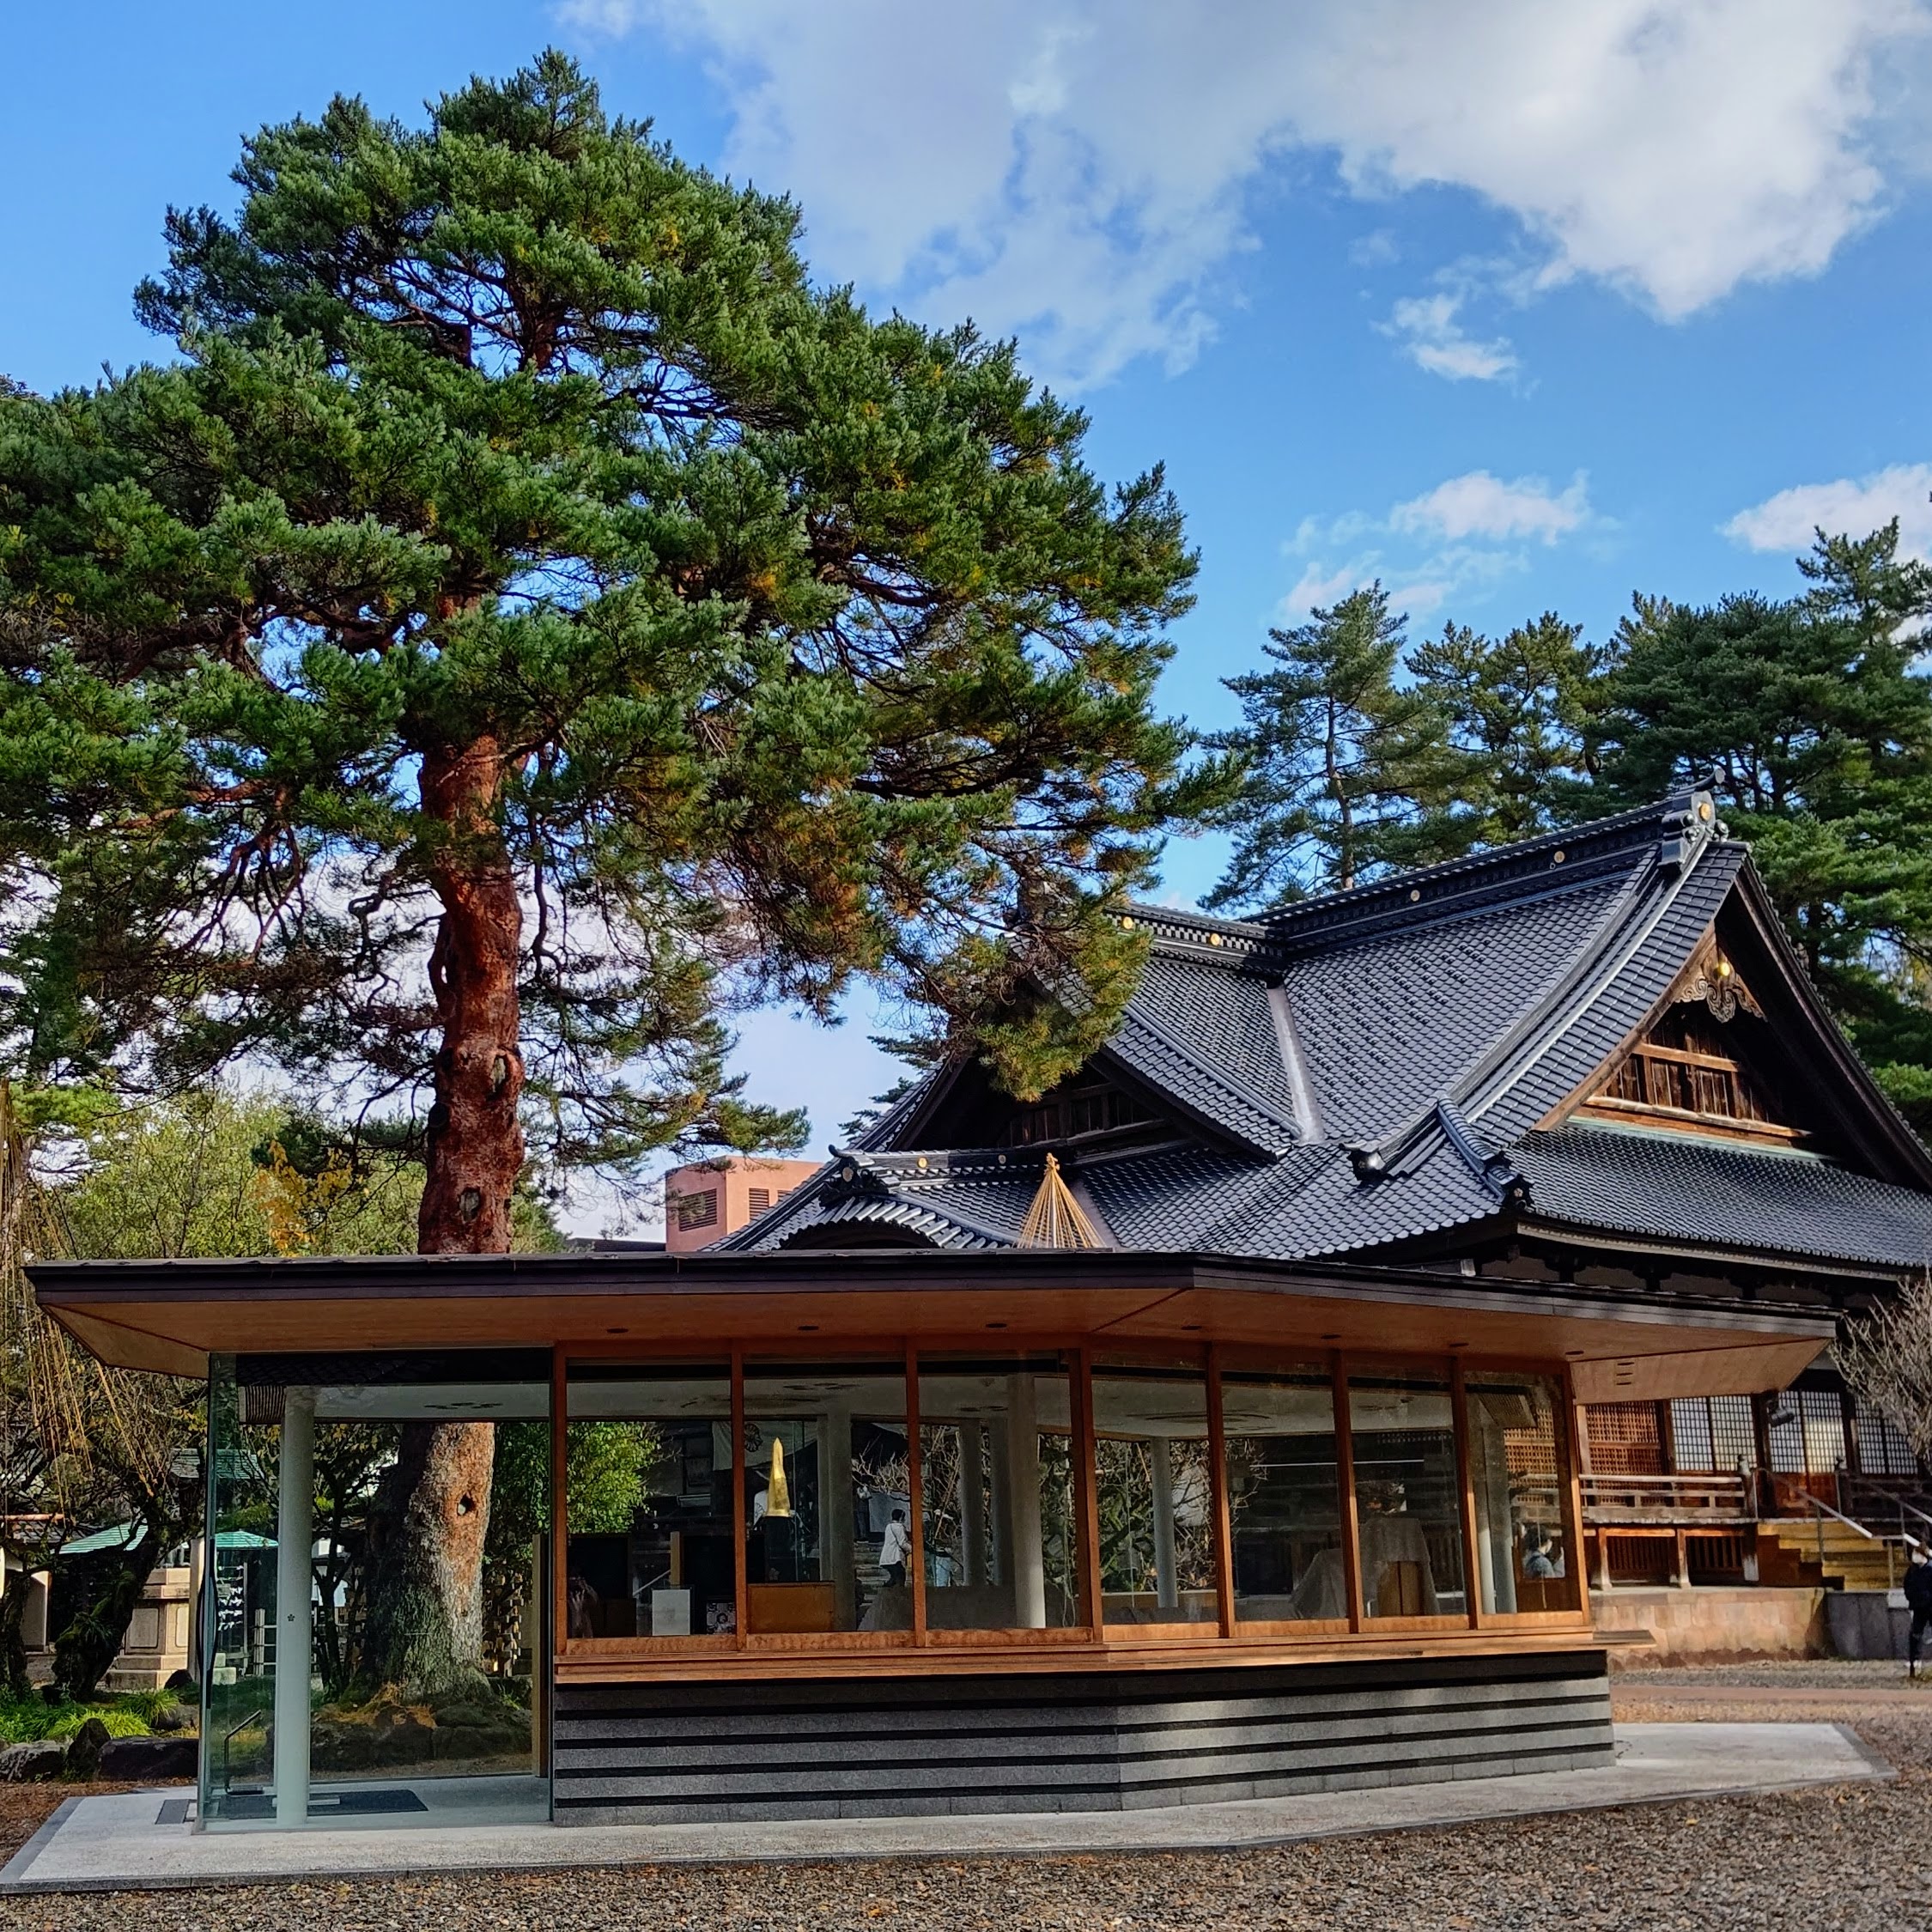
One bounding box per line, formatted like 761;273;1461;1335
726;791;1932;1273
1513;1127;1932;1271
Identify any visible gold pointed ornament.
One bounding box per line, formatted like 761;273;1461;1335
1019;1152;1103;1250
766;1436;793;1517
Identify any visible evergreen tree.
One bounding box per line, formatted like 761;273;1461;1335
1204;585;1454;908
1593;524;1932;1122
0;53;1220;1686
1406;611;1603;850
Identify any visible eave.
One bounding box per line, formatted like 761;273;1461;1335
30;1247;1835;1403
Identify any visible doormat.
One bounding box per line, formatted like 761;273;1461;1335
220;1787;432;1820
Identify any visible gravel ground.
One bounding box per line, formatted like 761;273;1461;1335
2;1663;1927;1931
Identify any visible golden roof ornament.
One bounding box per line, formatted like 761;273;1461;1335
766;1436;792;1518
1018;1152;1103;1250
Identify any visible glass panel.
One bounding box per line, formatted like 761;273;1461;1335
1091;1363;1218;1626
568;1364;734;1639
744;1362;909;1634
916;1356;1082;1630
1221;1362;1346;1622
202;1355;276;1825
1348;1371;1467;1619
1467;1371;1581;1614
204;1362;551;1831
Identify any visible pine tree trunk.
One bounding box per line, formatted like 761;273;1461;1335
52;1519;167;1701
359;737;525;1697
358;1419;495;1697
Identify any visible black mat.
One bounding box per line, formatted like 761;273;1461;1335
218;1787;431;1820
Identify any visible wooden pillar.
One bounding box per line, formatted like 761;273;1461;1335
1673;1527;1692;1590
1206;1347;1236;1637
1334;1356;1364;1631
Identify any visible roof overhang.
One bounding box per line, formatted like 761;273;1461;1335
30;1248;1835;1400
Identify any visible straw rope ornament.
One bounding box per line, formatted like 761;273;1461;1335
1018;1153;1103;1250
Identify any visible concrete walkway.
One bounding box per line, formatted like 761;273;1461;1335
0;1722;1891;1897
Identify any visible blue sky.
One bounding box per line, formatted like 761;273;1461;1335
8;1;1932;1219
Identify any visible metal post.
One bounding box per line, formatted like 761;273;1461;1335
273;1388;315;1826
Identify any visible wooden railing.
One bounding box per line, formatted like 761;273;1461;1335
1581;1471;1756;1525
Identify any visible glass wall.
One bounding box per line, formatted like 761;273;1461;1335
743;1362;911;1635
1221;1361;1346;1624
544;1348;1581;1656
203;1356;550;1831
1091;1360;1218;1626
566;1364;734;1639
916;1356;1082;1631
1347;1371;1468;1620
1466;1371;1581;1615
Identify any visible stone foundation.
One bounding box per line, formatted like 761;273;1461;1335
552;1650;1613;1825
1591;1586;1827;1665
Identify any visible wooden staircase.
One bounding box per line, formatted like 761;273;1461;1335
1766;1516;1907;1592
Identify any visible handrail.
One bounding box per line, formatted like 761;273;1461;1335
219;1706;269;1793
1805;1486;1929;1564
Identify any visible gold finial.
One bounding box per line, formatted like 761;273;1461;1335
1018;1152;1103;1250
766;1437;792;1518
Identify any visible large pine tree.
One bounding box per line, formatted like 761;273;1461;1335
0;53;1222;1686
1204;585;1455;907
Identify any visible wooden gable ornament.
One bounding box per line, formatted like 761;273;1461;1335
1574;939;1806;1148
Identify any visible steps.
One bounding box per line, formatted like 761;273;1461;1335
1765;1520;1904;1592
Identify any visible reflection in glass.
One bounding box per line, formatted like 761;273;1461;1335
1467;1371;1580;1613
744;1364;910;1634
1091;1364;1218;1625
1348;1373;1467;1619
917;1358;1081;1630
1221;1364;1346;1622
201;1355;276;1824
567;1366;734;1639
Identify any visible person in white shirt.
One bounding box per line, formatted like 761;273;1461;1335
879;1510;911;1589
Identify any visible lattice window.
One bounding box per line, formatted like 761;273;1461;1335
1855;1398;1921;1477
1585;1402;1663;1475
1769;1388;1846;1475
1669;1399;1714;1471
1003;1078;1155;1147
1666;1395;1759;1473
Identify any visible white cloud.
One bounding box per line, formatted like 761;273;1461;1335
563;0;1931;386
1279;472;1592;620
1382;292;1519;382
1724;464;1932;560
1392;471;1591;544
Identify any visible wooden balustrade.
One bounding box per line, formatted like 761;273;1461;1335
1580;1471;1755;1525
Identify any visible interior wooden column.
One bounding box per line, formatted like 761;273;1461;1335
1333;1354;1364;1634
1206;1346;1236;1637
